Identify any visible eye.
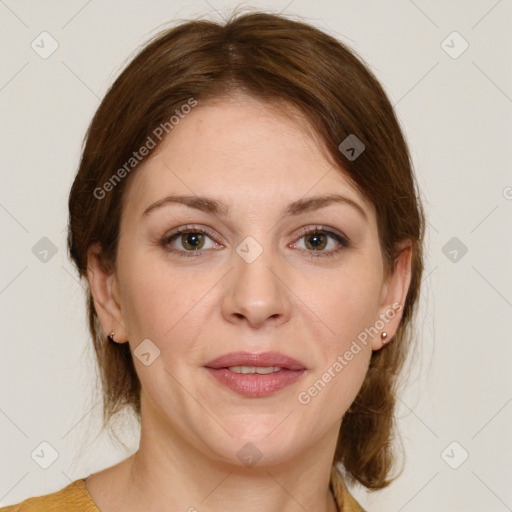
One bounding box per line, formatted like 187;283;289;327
161;224;350;259
292;226;350;258
161;225;221;257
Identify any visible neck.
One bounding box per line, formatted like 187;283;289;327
110;393;341;512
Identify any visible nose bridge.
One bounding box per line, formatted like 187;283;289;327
223;234;290;327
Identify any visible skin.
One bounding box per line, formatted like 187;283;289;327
85;93;412;512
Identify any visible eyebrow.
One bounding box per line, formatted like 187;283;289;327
142;193;367;221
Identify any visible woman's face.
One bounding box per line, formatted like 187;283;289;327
90;94;410;467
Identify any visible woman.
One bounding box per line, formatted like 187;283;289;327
2;9;424;512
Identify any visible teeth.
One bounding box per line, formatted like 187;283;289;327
228;366;282;375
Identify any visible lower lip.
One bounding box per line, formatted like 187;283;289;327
205;368;306;397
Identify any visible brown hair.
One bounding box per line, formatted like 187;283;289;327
68;9;424;491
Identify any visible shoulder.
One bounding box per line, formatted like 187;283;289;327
0;479;99;512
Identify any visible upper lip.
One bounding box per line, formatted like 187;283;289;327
205;351;306;371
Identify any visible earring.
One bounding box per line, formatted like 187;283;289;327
108;331;115;342
381;332;389;343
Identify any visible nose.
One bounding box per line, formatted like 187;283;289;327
221;243;292;329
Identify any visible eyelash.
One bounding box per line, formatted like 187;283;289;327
160;224;350;259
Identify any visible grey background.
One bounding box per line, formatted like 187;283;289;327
1;0;511;510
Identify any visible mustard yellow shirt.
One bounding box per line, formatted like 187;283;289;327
1;470;365;511
0;480;97;512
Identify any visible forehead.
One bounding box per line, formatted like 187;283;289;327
123;95;374;219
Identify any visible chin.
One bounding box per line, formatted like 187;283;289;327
203;428;307;470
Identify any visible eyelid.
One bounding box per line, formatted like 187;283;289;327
290;225;350;259
162;224;223;244
160;223;350;257
293;225;349;246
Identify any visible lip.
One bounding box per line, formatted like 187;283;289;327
204;351;307;398
204;351;307;371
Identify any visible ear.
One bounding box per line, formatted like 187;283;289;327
371;241;413;351
86;242;128;343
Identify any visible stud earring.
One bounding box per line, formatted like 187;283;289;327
108;331;115;342
381;332;388;343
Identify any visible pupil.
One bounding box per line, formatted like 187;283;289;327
309;233;325;250
185;233;202;248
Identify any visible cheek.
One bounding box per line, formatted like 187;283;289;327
117;251;210;349
297;258;383;348
294;324;372;437
292;260;381;414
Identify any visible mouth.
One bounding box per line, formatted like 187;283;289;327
204;351;307;397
